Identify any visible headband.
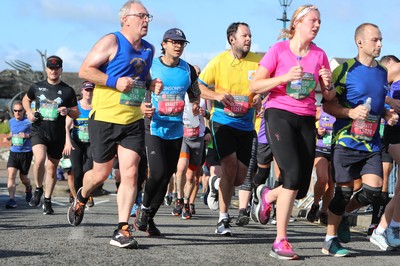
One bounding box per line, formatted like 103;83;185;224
295;6;318;20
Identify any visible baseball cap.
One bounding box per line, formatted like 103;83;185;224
46;55;63;68
82;81;95;90
163;28;189;43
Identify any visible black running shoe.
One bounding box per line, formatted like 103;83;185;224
109;225;138;249
307;204;319;223
29;188;43;207
147;218;161;236
235;208;250;226
67;190;86;226
42;199;54;215
134;207;149;232
182;204;192;220
172;198;184;216
189;203;196;215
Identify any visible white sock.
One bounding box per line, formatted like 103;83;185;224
325;235;336;242
389;219;400;228
376;225;386;235
219;212;228;222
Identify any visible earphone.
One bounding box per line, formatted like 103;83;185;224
358;41;362;45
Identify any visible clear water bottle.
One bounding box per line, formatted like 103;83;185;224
290;56;302;89
355;97;371;127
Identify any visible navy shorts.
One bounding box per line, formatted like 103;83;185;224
332;145;383;183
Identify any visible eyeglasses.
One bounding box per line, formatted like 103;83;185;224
126;13;153;21
166;39;187;47
13;109;23;113
83;88;93;92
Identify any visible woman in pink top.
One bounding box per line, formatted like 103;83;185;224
250;5;336;260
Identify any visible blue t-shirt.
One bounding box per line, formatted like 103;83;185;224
332;58;388;152
9;117;32;152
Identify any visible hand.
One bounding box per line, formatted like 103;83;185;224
27;112;39;123
317;127;326;136
387;97;400;114
348;104;369;120
199;107;206;117
252;94;262;111
58;106;69;116
286;65;303;82
204;133;212;145
191;101;200;116
149;78;164;95
115;77;135;93
141;102;155;118
63;143;74;156
3;137;8;143
216;93;235;107
385;109;399;126
319;65;332;88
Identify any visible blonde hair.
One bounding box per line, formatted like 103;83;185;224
278;5;318;40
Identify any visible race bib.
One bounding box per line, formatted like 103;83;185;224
11;134;24;146
60;157;72;169
286;72;316;99
322;131;332;146
78;124;90;143
224;95;249;117
158;94;185;116
183;125;200;138
350;114;380;141
120;80;146;106
39;103;59;121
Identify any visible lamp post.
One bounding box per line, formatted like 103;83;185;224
277;0;293;39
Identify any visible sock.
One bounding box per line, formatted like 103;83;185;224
36;186;43;191
118;222;129;230
389;219;400;228
376;225;386;235
325;235;336;242
44;197;51;202
77;189;89;204
219;212;229;222
115;182;120;189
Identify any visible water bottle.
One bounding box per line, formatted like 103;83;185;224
290;56;302;90
355;97;371;127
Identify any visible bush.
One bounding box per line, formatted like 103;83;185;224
0;121;10;134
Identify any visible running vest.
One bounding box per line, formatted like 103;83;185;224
72;101;91;143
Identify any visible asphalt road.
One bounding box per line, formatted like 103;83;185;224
0;179;399;265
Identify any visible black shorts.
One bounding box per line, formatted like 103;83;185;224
383;125;400;147
89;117;145;163
315;150;331;161
7;151;33;175
332;145;383;183
31;126;65;160
211;120;253;167
205;146;221;167
381;141;393;163
257;143;273;165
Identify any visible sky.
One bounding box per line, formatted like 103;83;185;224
1;0;399;73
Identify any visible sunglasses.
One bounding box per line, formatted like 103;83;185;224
83;88;94;92
14;109;23;113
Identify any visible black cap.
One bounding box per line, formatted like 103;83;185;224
163;28;189;43
46;55;63;68
82;81;95;90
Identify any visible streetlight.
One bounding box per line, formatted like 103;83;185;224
277;0;293;39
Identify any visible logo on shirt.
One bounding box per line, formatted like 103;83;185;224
38;87;48;92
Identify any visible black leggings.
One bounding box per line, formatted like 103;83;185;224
142;134;182;216
70;139;93;191
265;108;315;199
240;130;258;191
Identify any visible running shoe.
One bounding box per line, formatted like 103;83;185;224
87;196;95;208
42;199;54;215
207;176;219;211
255;185;272;225
67;190;86;226
306;204;319;222
370;229;394;251
189;203;196;215
337;215;351;243
109;225;138;249
25;185;32;202
319;212;328;226
29;188;43;207
134;207;149;232
215;218;232;236
172;198;184;216
203;186;209;206
288;215;297;223
321;237;350;257
385;226;400;247
5;199;17;209
182;204;192;220
250;200;259;223
367;224;377;240
235;208;250;226
164;195;173;206
270;238;299;260
147;218;161;236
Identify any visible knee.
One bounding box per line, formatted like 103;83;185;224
354;184;383;206
328;187;353;216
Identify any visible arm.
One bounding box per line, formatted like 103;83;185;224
198;83;234;107
318;65;336;101
22;94;38;123
63;116;74;156
323;97;369;120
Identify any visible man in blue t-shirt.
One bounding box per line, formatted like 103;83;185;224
3;101;33;209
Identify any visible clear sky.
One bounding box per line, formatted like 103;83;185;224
1;0;399;72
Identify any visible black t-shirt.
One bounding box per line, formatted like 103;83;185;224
27;79;77;139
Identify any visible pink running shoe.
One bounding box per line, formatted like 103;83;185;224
270;238;299;260
255;185;272;225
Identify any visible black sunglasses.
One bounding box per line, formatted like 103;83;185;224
13;109;23;113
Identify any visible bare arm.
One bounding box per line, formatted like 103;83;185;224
198;83;234;107
63;116;74;156
22;94;38;123
323;97;368;120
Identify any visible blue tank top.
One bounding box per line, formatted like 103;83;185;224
148;57;192;140
72;101;91;143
